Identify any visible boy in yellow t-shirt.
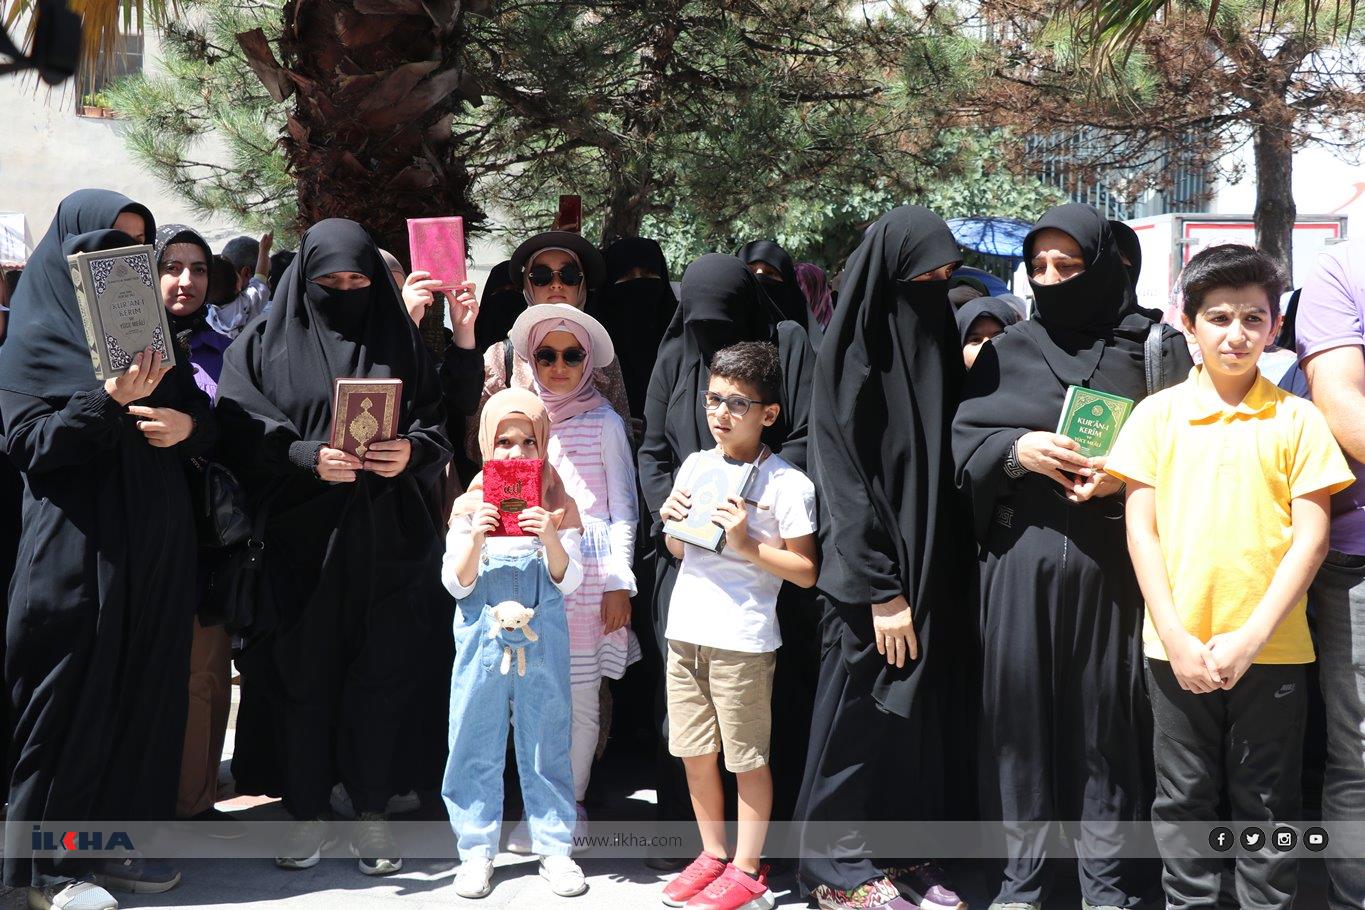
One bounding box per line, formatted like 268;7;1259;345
1107;244;1353;909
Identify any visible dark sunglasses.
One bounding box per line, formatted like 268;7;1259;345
527;264;584;287
535;346;587;367
700;391;767;417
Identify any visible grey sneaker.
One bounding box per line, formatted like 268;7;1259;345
987;903;1041;910
888;863;966;910
275;818;335;870
352;811;403;876
1081;903;1125;910
329;782;420;818
89;858;180;894
27;878;117;910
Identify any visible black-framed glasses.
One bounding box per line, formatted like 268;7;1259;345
535;346;587;367
700;391;766;417
527;264;584;287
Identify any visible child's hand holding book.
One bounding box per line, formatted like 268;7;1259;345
470;502;501;541
660;488;691;524
713;495;755;557
516;506;561;540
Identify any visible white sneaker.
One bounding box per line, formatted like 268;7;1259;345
329;783;421;819
454;856;495;899
27;878;117;910
539;855;587;897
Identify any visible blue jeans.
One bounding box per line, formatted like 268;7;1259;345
442;548;576;860
1309;551;1365;910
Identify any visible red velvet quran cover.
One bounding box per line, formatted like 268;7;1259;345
406;216;466;290
482;458;543;537
329;378;402;458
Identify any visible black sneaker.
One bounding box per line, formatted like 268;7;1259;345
276;819;334;870
182;807;248;840
352;811;403;876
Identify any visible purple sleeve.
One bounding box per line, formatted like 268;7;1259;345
1296;243;1365;360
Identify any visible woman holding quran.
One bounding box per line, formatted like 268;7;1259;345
0;189;218;907
215;218;452;877
951;203;1191;910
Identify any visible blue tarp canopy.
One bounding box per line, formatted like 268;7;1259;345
947;217;1032;260
952;266;1010;297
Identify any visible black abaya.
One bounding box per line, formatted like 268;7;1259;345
951;203;1190;907
589;237;678;421
794;205;971;895
738;239;821;349
216;219;451;819
636;254;815;828
0;196;216;887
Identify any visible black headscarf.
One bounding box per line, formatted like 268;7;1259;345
589;237;678;419
809;204;966;716
1016;203;1149;388
662;254;786;452
154;223;215;342
1109;219;1142;293
217;218;427;452
955;296;1021;348
738;240;811;331
953;202;1192;538
474;259;525;354
0;189;155;397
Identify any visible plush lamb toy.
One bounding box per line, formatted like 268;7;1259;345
487;600;538;677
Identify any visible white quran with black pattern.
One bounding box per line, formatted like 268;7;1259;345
66;243;176;381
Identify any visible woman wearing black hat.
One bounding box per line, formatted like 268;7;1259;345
0;190;217;906
468;232;631;463
952;203;1190;910
215;218;451;878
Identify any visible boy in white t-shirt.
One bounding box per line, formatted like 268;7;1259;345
657;342;818;910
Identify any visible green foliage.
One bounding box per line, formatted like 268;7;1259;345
103;0;296;242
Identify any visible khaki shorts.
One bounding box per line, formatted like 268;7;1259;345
666;640;776;773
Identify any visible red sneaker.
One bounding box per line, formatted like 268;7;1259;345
685;863;774;910
661;852;727;907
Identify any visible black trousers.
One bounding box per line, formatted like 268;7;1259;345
1146;659;1306;910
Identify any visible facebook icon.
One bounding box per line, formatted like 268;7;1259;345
1209;827;1234;853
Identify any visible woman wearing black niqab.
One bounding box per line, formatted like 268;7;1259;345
952;203;1190;909
738;239;823;348
636;253;816;840
215;219;451;871
473;260;525;355
793;206;972;909
0;190;218;897
589;237;678;421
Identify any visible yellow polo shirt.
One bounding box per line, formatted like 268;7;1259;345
1106;366;1354;664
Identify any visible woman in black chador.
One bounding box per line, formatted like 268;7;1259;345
794;206;971;910
216;219;451;875
952;203;1190;910
0;190;217;903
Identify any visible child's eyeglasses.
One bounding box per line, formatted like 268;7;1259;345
700;391;766;417
527;264;584;287
534;347;587;367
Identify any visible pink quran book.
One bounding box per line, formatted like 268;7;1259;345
407;216;466;290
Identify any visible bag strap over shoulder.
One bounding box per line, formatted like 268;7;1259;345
1144;323;1166;397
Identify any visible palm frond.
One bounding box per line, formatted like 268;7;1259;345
4;0;174;76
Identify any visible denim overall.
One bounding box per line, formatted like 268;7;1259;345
442;545;576;859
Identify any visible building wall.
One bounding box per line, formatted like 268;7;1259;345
0;22;245;258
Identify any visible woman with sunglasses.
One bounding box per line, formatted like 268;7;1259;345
637;253;817;862
503;303;641;841
470;232;632;464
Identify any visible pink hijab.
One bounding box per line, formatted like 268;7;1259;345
529;316;608;424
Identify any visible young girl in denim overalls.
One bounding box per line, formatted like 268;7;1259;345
441;388;588;899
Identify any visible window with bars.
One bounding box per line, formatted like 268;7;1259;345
75;28;143;114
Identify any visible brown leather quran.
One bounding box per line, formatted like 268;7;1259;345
329;378;403;458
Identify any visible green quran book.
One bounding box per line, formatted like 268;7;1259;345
1055;386;1135;458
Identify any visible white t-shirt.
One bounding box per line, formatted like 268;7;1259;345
664;449;817;653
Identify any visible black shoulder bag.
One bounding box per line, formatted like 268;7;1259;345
199;483;280;632
1144;323;1169;396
